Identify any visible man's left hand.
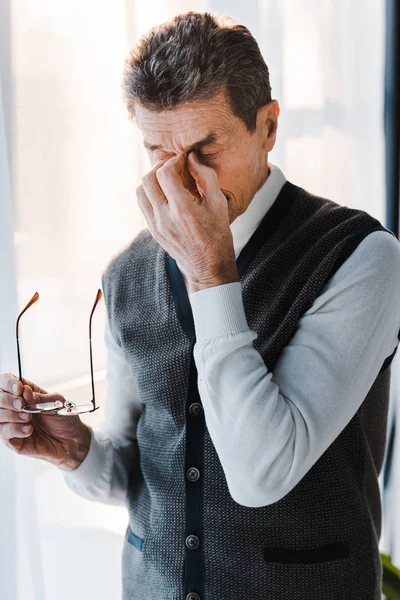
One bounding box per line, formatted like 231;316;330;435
136;151;240;293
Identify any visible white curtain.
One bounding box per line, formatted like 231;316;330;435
1;1;396;599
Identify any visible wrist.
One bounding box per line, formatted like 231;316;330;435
188;263;239;293
57;423;92;471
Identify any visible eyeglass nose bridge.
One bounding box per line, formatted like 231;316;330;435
21;400;64;414
21;400;101;415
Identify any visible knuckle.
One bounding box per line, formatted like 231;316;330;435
32;392;42;404
0;422;16;440
0;409;14;424
0;372;11;390
0;391;12;409
5;423;17;439
141;173;151;185
8;422;30;439
9;409;20;421
156;166;167;180
152;159;166;173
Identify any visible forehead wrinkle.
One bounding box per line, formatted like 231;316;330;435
143;131;219;153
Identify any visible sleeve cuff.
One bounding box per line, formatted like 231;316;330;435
60;428;108;487
188;281;250;343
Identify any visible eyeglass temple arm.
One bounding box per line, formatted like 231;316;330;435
15;290;101;403
89;289;103;409
16;293;39;382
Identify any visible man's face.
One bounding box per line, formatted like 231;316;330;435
134;88;279;224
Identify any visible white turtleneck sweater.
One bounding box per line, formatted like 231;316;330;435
60;163;400;507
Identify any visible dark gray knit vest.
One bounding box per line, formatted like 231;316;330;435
102;180;400;600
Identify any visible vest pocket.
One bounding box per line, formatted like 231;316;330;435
263;541;350;564
261;543;353;600
127;525;144;552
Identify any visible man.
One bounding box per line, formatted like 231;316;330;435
2;11;400;600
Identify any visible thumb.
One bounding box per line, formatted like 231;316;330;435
20;376;48;395
186;151;218;199
32;390;64;406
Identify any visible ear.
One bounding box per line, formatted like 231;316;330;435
262;100;279;152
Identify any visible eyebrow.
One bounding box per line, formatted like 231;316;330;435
143;132;218;153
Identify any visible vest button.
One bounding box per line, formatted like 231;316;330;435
186;467;200;482
189;402;203;417
185;535;200;549
186;594;200;600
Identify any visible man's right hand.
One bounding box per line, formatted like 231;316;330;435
0;373;92;471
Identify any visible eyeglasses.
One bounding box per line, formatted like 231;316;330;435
17;289;102;416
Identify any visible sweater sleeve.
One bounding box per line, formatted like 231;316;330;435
59;316;143;506
188;230;400;507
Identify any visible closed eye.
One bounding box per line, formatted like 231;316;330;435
198;152;217;161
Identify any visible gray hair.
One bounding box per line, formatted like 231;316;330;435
121;11;272;133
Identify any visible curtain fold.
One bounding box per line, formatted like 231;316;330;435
0;69;19;600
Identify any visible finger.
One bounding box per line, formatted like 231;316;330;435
0;422;33;440
0;408;32;424
20;377;48;395
0;389;27;411
136;185;156;231
186;151;218;197
155;155;193;206
0;374;47;397
152;154;199;199
31;391;65;406
0;373;23;396
181;153;202;198
22;384;34;404
141;167;169;209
